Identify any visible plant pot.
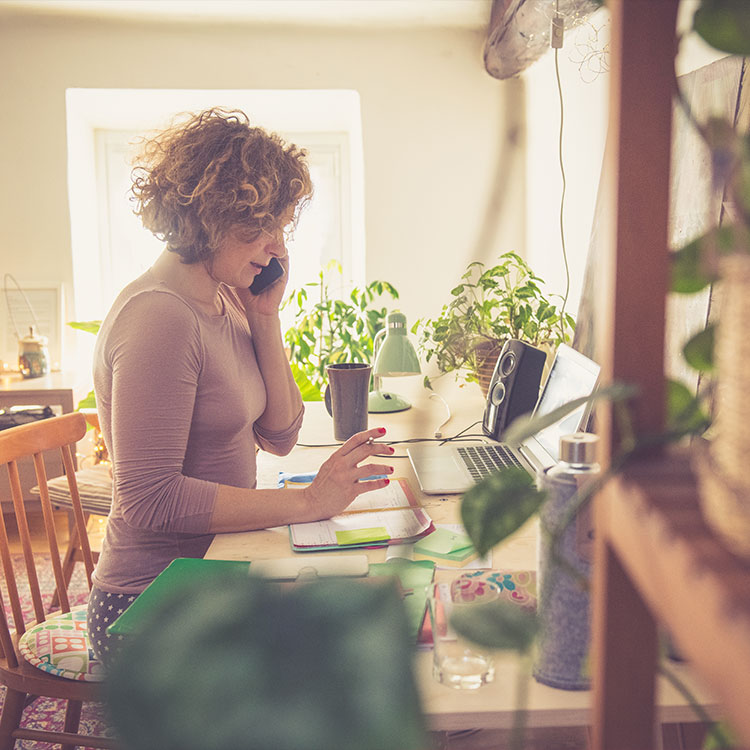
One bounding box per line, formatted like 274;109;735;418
472;340;505;398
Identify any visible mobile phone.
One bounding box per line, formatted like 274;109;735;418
248;257;284;295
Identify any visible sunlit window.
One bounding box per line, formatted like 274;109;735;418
66;89;365;333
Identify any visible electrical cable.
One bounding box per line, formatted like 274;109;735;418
553;2;571;343
3;273;39;340
429;391;451;438
296;421;488;450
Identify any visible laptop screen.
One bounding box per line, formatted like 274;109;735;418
520;344;601;469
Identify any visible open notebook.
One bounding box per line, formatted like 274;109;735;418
285;478;434;551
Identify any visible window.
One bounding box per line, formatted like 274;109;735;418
66;89;365;328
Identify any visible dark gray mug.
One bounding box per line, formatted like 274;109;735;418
324;363;371;441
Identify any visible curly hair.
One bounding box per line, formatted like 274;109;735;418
130;108;313;264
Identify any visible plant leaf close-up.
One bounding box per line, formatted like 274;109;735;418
451;599;539;654
461;467;547;557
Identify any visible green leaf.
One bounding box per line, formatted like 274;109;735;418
451;599;539;653
693;0;750;56
666;378;711;436
290;363;322;401
682;325;715;372
106;576;426;750
670;229;730;294
67;320;102;335
702;719;740;749
501;382;639;448
461;467;547;556
76;389;97;410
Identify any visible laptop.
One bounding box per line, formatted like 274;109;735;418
407;344;600;494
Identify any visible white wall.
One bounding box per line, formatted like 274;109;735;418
0;11;525;371
524;13;609;321
523;1;725;324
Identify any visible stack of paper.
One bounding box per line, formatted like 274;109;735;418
288;479;434;551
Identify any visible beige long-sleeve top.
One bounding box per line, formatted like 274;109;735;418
91;270;303;594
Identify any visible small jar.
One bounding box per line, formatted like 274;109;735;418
18;326;50;379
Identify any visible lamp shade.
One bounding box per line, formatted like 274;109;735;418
373;312;420;377
369;311;421;413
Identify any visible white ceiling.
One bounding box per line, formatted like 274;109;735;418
0;0;493;29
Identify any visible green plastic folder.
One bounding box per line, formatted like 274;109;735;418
108;556;435;643
107;558;250;636
369;559;435;643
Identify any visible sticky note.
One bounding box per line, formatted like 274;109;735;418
336;527;390;546
414;528;473;556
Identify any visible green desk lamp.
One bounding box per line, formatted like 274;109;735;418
368;311;421;413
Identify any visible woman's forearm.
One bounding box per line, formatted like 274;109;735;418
247;311;303;430
208;484;315;533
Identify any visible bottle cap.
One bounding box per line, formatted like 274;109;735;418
559;432;599;464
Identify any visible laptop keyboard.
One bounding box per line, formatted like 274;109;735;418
457;444;523;482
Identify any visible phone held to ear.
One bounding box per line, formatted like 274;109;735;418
248;257;285;295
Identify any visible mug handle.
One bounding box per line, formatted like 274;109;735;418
324;385;333;417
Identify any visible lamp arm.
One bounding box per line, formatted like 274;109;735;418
372;328;387;393
372;328;386;357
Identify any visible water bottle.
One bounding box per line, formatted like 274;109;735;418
533;432;599;690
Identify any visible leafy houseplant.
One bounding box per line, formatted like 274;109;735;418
105;572;426;750
412;252;575;393
283;262;400;399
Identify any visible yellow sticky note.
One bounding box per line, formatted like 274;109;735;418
336;527;390;546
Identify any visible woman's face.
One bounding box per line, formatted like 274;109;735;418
210;210;293;289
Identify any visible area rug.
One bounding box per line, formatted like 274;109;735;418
0;554;113;749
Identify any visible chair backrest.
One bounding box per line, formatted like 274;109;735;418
0;411;94;668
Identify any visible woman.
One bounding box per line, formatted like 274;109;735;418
87;108;393;663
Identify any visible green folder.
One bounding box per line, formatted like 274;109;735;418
108;557;435;643
369;559;435;643
107;558;250;636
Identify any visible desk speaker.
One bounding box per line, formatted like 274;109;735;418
482;339;547;441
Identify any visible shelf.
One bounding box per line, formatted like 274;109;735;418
597;449;750;744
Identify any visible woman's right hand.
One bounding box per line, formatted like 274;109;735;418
303;427;395;520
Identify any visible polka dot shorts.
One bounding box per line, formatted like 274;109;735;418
87;585;138;669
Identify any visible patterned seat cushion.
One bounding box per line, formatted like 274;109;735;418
19;605;105;682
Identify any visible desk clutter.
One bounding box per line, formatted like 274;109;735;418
279;473;434;551
109;557;537;647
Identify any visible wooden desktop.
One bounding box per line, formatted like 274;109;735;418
204;380;718;737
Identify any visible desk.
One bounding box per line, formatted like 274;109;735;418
0;371;88;510
0;370;84;415
205;382;719;738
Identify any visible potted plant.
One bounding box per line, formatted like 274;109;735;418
411;252;575;395
283;261;400;400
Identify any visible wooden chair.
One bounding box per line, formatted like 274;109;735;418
30;409;112;601
0;411;118;749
